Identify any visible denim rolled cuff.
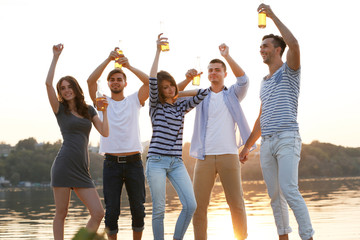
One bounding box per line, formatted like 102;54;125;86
106;228;118;236
300;229;315;240
133;226;144;232
277;225;292;236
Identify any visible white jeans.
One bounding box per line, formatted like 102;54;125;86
260;131;314;240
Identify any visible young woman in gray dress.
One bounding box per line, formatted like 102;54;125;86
45;43;109;240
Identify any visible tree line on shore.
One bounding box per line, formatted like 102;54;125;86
0;137;359;186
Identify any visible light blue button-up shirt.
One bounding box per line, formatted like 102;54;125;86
189;74;255;160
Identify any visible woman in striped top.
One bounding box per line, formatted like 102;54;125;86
146;34;209;240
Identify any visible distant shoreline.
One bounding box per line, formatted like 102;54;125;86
2;176;360;192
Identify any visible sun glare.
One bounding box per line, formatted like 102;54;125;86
208;209;236;240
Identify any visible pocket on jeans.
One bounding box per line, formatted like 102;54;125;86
277;131;297;139
104;160;116;169
294;137;302;157
132;159;144;168
147;155;162;162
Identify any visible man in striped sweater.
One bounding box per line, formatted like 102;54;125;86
239;4;314;240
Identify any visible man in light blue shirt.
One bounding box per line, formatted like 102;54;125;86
182;43;253;240
239;4;314;240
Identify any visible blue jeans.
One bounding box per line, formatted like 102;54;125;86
260;131;314;240
103;154;146;235
146;155;197;240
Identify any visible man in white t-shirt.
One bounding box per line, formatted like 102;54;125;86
181;44;253;240
87;48;149;240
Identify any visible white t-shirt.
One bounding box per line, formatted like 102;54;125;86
205;91;238;155
98;92;143;154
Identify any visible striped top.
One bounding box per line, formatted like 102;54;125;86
148;77;209;157
260;62;300;136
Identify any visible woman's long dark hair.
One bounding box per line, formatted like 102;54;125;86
56;76;91;119
157;71;179;104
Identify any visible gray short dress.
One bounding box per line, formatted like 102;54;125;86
51;103;97;188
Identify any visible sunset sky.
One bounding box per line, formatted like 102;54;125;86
1;0;359;148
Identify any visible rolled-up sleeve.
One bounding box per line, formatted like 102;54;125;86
233;74;249;102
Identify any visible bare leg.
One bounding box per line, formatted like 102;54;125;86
279;234;289;240
107;233;117;240
74;187;104;233
133;230;143;240
53;187;71;240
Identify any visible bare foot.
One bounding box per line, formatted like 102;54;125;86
279;234;289;240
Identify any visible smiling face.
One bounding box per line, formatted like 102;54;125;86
56;76;88;117
260;38;277;64
260;36;287;66
207;62;227;85
56;76;85;104
59;80;75;102
108;72;127;94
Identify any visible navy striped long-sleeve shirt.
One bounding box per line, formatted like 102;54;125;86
148;77;209;157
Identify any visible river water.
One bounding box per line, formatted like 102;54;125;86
0;177;359;240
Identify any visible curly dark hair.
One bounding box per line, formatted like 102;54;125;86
262;34;287;56
56;76;91;119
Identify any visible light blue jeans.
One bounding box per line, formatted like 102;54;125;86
146;155;197;240
260;131;314;240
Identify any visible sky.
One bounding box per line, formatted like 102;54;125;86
0;0;359;148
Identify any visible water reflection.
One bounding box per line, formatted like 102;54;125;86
1;177;360;239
